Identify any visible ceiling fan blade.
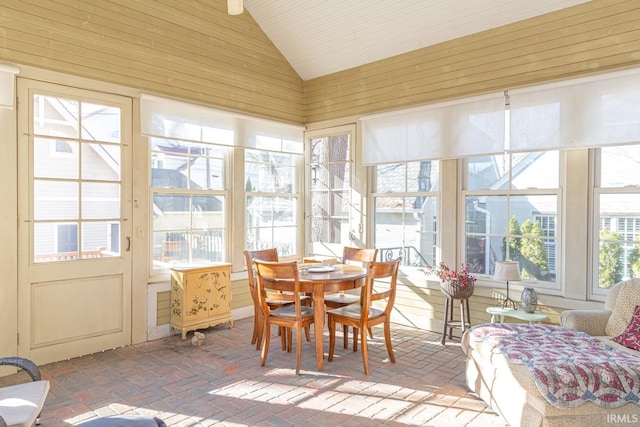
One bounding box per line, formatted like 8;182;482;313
228;0;243;15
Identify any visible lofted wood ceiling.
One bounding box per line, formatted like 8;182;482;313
244;0;591;80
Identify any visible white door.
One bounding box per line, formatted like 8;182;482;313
17;79;132;365
306;125;361;259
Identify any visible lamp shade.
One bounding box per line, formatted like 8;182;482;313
494;261;521;281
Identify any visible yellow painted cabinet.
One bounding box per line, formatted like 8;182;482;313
170;264;233;340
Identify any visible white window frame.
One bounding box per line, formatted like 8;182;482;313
244;148;302;260
371;160;440;268
591;145;640;298
461;151;562;293
149;138;229;276
305;124;358;258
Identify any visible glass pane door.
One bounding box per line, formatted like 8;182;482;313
307;126;355;258
32;94;122;263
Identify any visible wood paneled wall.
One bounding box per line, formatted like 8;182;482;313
304;0;640;123
3;0;639;125
0;0;304;124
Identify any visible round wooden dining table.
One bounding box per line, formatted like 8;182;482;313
262;263;367;371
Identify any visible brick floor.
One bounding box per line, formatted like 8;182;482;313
0;318;508;426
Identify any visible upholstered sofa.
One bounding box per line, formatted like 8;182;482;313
462;279;640;427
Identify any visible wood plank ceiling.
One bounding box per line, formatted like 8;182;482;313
244;0;591;80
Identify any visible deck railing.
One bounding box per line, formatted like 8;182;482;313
34;248;108;263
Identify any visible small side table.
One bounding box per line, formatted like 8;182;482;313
486;306;548;324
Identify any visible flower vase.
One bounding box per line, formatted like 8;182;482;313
520;287;538;313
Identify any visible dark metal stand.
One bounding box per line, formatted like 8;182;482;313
502;280;517;309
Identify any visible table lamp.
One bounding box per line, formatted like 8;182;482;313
494;261;521;309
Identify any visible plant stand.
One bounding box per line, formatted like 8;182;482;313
441;295;471;345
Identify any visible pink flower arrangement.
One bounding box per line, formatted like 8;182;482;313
425;262;477;288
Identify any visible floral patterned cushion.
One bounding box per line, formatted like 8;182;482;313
612;305;640;351
605;280;640;336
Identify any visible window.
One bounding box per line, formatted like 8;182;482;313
463;151;560;286
31;94;123;263
308;131;352;248
593;144;640;294
151;138;227;272
54;140;74;154
245;149;300;256
534;214;557;273
57;223;78;253
141;94;303;274
373;161;439;267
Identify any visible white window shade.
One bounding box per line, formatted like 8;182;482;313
360;93;505;165
140;94;303;154
0;64;20;109
509;68;640;152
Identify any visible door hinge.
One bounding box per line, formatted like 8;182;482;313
17;333;19;345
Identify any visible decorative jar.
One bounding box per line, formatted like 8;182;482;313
520;287;538;313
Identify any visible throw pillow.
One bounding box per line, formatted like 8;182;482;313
605;278;640;337
612;305;640;351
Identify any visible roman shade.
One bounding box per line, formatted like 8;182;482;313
140;93;304;154
360;67;640;165
360;92;505;165
509;67;640;152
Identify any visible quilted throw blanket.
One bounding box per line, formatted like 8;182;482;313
468;323;640;408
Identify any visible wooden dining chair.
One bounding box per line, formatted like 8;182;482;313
254;260;315;375
324;247;379;348
244;248;279;350
244;248;311;351
327;257;401;375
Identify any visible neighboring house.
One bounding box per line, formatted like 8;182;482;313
33;96;121;260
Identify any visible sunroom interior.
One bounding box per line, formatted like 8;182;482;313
1;0;640;370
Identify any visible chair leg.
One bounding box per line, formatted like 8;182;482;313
384;320;395;363
280;326;287;351
255;312;264;350
303;298;312;342
328;317;336;362
296;325;303;375
251;307;259;345
356;327;372;351
343;325;349;349
261;324;271;367
361;327;370;375
287;328;293;353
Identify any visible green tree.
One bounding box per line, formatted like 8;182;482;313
519;219;547;279
631;236;640;278
599;229;623;288
503;216;522;260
